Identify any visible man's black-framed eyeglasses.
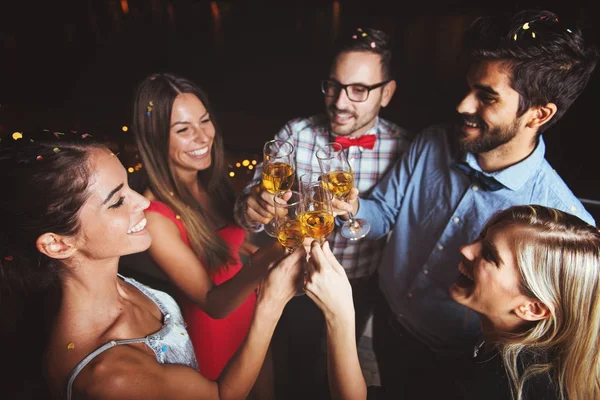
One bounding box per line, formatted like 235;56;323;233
321;79;391;103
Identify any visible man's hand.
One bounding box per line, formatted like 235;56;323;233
331;187;359;219
245;185;292;225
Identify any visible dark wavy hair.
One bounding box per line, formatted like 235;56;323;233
330;27;394;80
463;9;599;133
0;140;104;398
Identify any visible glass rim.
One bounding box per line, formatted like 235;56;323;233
263;139;294;156
274;190;303;207
316;142;344;160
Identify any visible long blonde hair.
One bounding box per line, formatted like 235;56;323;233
132;73;235;272
482;205;600;400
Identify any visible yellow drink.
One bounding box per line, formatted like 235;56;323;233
302;211;334;241
262;162;294;194
277;220;305;250
326;170;354;199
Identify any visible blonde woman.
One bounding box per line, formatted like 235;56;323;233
131;73;274;391
307;205;600;400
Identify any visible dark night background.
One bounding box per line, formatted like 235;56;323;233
1;0;598;220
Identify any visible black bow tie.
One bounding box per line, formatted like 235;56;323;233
455;162;504;192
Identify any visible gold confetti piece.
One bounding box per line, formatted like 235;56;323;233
522;22;530;30
531;32;536;38
67;342;75;350
513;33;517;41
12;132;23;140
149;101;154;106
176;215;181;220
53;148;61;153
361;32;367;37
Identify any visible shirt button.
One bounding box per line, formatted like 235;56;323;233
570;205;577;212
437;244;443;250
453;217;460;224
472;185;479;191
423;269;429;275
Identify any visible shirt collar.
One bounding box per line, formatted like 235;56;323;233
462;136;546;192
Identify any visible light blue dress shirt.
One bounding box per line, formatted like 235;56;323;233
355;124;595;354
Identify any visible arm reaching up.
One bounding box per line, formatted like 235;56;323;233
305;241;367;400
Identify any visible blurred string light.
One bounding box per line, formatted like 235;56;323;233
228;156;261;178
4;126;146;172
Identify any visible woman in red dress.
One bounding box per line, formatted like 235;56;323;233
131;73;275;396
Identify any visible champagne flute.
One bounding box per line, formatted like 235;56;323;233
274;190;306;296
261;140;295;237
274;191;305;254
316;142;370;241
299;172;335;246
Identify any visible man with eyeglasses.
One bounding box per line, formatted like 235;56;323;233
234;27;412;399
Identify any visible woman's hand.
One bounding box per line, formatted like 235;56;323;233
304;241;355;325
246;239;287;274
257;246;306;308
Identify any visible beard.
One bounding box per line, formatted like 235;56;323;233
457;113;521;154
327;105;363;136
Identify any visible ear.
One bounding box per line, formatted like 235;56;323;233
525;102;557;130
514;299;551;322
36;233;78;260
380;80;397;108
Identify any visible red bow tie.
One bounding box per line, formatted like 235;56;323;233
334;134;377;150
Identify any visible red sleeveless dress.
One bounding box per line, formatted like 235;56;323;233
146;201;256;380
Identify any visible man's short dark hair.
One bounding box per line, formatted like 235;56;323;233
330;27;394;81
464;9;598;132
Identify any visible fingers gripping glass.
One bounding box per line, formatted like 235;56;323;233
261;140;295;237
316;143;370;241
321;79;391;102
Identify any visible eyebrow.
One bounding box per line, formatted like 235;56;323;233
328;78;371;87
482;237;503;266
170;111;210;128
103;183;124;205
474;84;500;97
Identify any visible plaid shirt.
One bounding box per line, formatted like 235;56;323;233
234;114;412;279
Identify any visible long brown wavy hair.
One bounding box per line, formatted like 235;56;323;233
132;73;235;272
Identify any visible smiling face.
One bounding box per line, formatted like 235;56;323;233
450;223;534;324
76;149;151;260
168;93;216;177
325;51;394;138
456;60;530;154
